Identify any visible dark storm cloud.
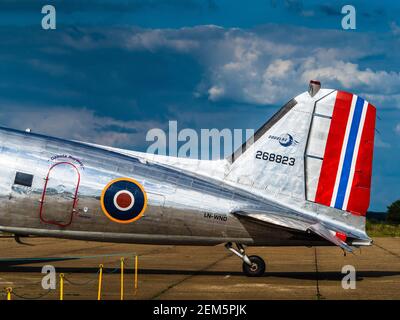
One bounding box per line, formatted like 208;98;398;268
317;4;342;17
284;0;304;13
0;0;209;13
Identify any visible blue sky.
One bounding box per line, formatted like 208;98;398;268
0;0;399;211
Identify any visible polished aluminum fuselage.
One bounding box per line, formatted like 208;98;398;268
0;127;325;247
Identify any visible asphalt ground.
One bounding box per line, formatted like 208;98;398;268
0;237;399;300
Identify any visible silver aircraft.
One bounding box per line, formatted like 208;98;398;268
0;81;376;276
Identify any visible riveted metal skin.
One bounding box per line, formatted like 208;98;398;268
0;120;369;248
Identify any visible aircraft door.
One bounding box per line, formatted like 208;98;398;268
39;162;80;227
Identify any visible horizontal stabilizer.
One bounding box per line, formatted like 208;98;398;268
232;210;311;232
308;223;353;252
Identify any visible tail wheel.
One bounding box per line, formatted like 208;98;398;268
242;255;266;277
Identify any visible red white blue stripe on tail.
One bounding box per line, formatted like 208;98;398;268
313;91;376;216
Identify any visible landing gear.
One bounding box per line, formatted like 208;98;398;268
242;255;266;277
225;242;266;277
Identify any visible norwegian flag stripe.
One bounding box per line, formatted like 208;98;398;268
314;91;375;216
333;96;366;209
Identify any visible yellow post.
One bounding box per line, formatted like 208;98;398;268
97;264;103;301
59;273;64;301
134;255;138;290
120;258;124;300
6;287;12;300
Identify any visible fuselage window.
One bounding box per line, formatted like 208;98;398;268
14;172;34;187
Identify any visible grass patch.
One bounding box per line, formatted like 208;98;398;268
366;220;400;237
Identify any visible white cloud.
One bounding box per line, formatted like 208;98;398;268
27;59;67;77
0;104;161;149
123;28;200;52
396;123;400;135
60;25;400;107
375;136;391;148
143;26;400;106
208;86;225;101
362;93;400;109
301;61;400;93
391;21;400;36
265;59;293;79
199;32;400;105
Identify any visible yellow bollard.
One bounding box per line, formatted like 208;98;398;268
120;258;124;300
134;255;138;290
59;273;64;301
97;264;103;301
6;287;12;300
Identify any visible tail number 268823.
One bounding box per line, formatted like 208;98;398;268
255;151;295;166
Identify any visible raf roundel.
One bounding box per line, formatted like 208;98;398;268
100;178;147;224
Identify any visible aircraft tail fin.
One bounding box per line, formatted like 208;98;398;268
226;81;376;218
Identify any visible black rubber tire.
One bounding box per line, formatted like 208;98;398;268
242;255;266;277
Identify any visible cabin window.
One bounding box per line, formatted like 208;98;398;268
14;172;33;187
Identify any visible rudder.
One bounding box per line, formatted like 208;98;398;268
226;84;376;218
308;91;376;216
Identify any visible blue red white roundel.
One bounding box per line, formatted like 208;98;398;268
100;178;147;223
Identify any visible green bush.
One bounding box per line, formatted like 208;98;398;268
387;200;400;224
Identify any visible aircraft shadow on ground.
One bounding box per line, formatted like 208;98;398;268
0;262;398;281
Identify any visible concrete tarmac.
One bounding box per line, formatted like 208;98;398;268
0;237;399;300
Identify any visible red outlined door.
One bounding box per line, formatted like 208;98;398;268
39;162;80;227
